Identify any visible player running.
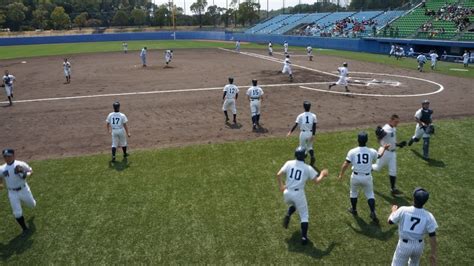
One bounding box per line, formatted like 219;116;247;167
282;55;294;81
328;62;350;92
287;101;317;167
63;58;71;84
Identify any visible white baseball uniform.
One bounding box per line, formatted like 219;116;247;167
140;48;147;65
2;74;15;97
280;159;318;223
106;111;129;148
122;42;128;53
336;66;349;86
372;124;397;176
222;84;239;114
346;146;378;199
284;42;289;53
390;45;395;56
246;86;264;116
235;41;240;52
413;108;433;139
268;42;273;55
295;112;317;151
389;206;438;266
282;58;292;75
430;53;438;68
165;50;173;64
417;54;427;71
463;52;469;65
0;161;36;218
63;61;71;77
307;46;313;58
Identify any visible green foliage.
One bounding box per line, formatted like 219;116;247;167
153;4;170;27
73;12;88;29
190;0;208;28
0;119;472;264
237;0;260;27
32;7;49;30
130;8;146;26
112;10;129;26
50;6;71;30
6;2;28;31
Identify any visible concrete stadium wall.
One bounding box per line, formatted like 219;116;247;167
1;31;473;55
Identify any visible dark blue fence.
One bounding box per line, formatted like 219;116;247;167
1;31;472;55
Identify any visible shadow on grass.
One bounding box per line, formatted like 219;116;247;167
254;126;269;134
347;215;397;241
109;157;130;171
286;231;337;259
0;217;36;261
375;190;410;207
410;149;445;168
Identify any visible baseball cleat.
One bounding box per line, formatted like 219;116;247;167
391;188;404;197
111;156;116;162
347;208;358;216
301;237;308;245
123;153;129;158
283;215;290;229
370;212;380;224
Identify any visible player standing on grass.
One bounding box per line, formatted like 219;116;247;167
2;70;15;106
462;50;469;68
122;42;128;54
277;147;328;245
287;101;317;167
417;54;427;72
222;77;239;124
283;41;289;54
235;40;241;53
328;62;350;92
429;50;438;70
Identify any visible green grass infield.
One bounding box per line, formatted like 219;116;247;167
0;118;472;264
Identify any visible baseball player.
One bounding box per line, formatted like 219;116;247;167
416;54;427;72
222;77;239;124
429;51;438;70
338;132;390;224
140;47;147;67
268;41;273;56
122;42;128;54
389;44;395;57
408;100;434;160
106;101;131;162
306;45;313;61
287;101;317;167
2;70;15;106
373;114;407;197
328;62;350;92
63;58;71;84
462;50;469;68
246;79;264;131
388;187;438;266
282;54;294;81
283;41;289;54
0;149;36;233
235;40;241;53
165;49;173;66
278;147;328;245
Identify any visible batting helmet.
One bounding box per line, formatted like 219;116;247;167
343;62;348;67
295;147;307;161
228;77;234;84
113;101;120;112
413;187;430;207
303;101;311;111
358;131;368;146
422;99;430;104
2;148;14;157
252;79;258;86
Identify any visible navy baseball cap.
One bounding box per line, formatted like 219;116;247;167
2;149;14;156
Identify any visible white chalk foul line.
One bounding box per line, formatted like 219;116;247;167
220;48;444;98
0;82;328;105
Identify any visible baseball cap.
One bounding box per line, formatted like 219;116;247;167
422;99;430;104
2;148;14;156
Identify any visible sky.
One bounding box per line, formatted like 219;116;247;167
152;0;350;15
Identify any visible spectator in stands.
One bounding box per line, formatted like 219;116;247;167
372;25;377;36
395;27;399;37
408;47;415;57
421;0;426;8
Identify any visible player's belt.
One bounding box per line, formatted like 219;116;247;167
402;239;423;243
8;184;25;191
302;130;312;132
353;172;370;175
250;98;260;100
293;188;299;191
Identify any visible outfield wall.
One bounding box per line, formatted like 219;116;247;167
1;31;473;55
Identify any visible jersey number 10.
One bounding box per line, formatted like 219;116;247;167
289;168;302;181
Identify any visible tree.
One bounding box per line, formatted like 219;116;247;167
190;0;207;28
50;6;71;30
153;4;170;27
73;12;88;30
32;7;49;30
6;2;28;31
85;18;102;27
131;8;146;26
206;5;219;27
112;10;129;26
237;0;260;27
0;11;6;28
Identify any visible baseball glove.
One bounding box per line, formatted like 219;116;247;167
375;126;386;140
425;124;435;134
14;165;26;178
396;141;407;148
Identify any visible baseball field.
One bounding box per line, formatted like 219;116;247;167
0;40;473;264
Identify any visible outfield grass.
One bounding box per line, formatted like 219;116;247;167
0;40;471;79
0;118;472;264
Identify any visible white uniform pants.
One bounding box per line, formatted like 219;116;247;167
372;150;397;176
283;189;309;223
282;65;292;75
299;131;313;151
64;69;71;77
391;239;424;266
350;173;374;199
269;48;273;54
111;128;127;148
336;76;348;86
413;124;431;139
141;56;147;65
4;85;13;97
8;184;36;218
249;99;261;116
222;99;237;114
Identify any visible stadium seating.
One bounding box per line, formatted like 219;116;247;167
272;14;309;34
244;15;291;34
